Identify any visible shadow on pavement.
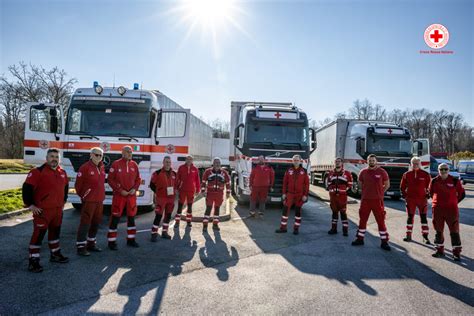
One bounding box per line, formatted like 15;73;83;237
233;200;474;306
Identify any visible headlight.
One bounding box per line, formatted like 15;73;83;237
95;85;104;94
117;86;127;95
136;190;144;197
68;188;77;194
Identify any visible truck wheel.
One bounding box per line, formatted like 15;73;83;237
349;174;361;198
323;173;330;190
72;203;82;210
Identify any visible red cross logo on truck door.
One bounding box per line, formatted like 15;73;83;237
274;112;282;119
387;128;393;134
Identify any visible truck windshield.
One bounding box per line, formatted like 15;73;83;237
245;123;308;147
367;136;412;155
66;103;151;138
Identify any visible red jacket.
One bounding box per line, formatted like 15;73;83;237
327;169;353;196
150;168;177;199
107;158;141;195
400;169;431;200
22;164;68;209
202;168;231;194
429;175;465;208
75;160;106;202
250;164;275;188
176;163;201;193
282;166;309;196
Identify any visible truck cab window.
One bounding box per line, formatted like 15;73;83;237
30;106;62;133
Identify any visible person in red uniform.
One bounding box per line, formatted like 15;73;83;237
75;147;106;256
150;156;177;241
22;148;69;273
249;155;275;218
352;154;391;251
429;163;466;261
400;156;431;244
107;146;141;250
175;155;201;227
327;157;353;236
276;155;309;235
201;157;231;232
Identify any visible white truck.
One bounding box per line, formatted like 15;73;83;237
310;119;430;199
24;82;216;210
229;101;317;204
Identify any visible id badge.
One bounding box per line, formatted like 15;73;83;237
167;186;174;196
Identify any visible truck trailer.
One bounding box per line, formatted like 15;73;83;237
229;101;316;204
310;119;430;199
24;82;216;210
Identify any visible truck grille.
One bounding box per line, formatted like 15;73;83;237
267;163;291;196
381;166;408;193
64;152;150;173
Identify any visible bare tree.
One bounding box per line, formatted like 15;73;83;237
0;62;76;158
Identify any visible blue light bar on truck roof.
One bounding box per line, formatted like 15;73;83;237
133;83;139;90
73;96;146;103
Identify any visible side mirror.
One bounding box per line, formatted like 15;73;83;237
234;123;244;148
49;108;58;117
50;116;58;133
356;138;366;156
417;142;423;156
157;109;163;128
309;128;317;152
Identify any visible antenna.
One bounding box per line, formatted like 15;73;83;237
113;74;116;88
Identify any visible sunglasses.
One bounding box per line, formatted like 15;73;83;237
93;153;103;157
439;168;449;171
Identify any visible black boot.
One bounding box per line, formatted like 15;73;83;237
87;244;102;252
380;242;391;251
351;239;364;246
293;229;299;235
403;234;412;242
328;228;338;235
162;232;171;240
77;248;91;256
127;240;140;248
422;234;431;245
432;251;445;258
28;258;43;273
108;242;118;250
150;234;158;242
50;251;69;263
275;228;287;233
212;224;220;231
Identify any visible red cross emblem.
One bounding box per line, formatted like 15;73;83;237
274;112;282;119
387;128;393;134
424;24;449;49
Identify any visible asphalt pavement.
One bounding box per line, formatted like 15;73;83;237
0;186;472;314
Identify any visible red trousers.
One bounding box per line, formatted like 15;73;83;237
280;193;304;231
432;206;461;255
206;192;224;207
356;199;389;242
111;194;137;217
329;194;349;232
29;207;63;258
405;198;429;236
178;191;195;204
155;197;175;215
76;202;103;249
250;187;270;203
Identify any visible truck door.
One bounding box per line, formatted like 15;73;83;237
155;109;191;162
413;138;430;172
24;102;64;165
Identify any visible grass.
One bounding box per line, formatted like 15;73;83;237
0;159;34;174
0;188;25;214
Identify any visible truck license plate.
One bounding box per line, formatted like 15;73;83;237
271;197;281;202
386;191;394;196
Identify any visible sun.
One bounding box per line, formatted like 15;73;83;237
169;0;250;58
184;0;236;26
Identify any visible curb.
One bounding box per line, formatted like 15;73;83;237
0;208;30;220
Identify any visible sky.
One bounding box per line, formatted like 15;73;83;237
1;0;473;125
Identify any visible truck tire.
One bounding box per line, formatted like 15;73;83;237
323;173;330;190
349;174;361;198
